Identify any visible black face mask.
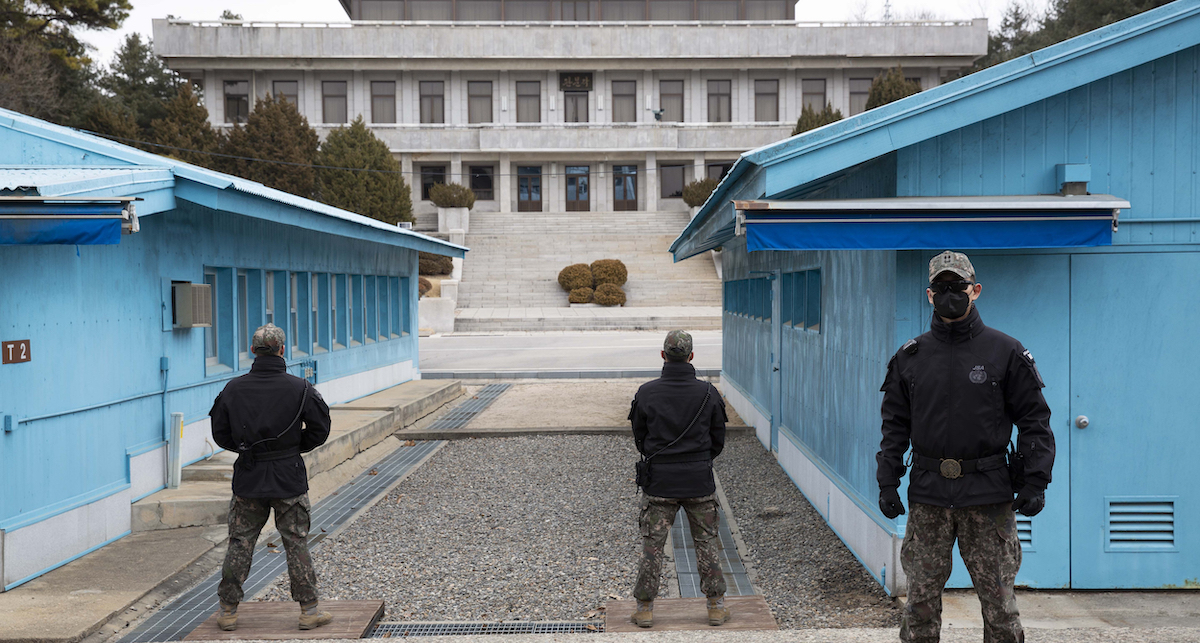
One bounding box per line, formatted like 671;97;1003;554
933;290;972;319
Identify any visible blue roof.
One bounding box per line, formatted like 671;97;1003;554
0;108;466;257
671;0;1200;260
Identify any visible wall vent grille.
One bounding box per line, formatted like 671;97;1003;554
1016;515;1033;550
1106;498;1176;552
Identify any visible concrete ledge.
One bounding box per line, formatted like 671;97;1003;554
397;425;755;441
422;368;722;379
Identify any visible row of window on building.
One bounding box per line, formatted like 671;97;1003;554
724;269;821;332
357;0;791;21
416;160;734;205
215;76;882;125
202;268;411;373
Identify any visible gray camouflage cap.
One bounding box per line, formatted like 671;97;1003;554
929;250;976;283
663;330;693;358
251;323;286;355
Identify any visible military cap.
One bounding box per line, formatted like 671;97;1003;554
663;330;693;358
929;250;976;283
251;323;286;355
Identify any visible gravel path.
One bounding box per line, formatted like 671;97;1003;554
714;434;902;629
259;432;897;630
259;435;647;621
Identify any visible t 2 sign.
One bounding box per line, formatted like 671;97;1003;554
2;340;30;364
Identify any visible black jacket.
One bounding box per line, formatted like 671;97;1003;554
210;356;332;498
876;306;1055;508
629;361;728;498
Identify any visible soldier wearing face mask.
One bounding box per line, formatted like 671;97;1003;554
876;251;1055;643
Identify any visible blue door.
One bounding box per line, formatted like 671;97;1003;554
1069;252;1200;588
943;253;1072;589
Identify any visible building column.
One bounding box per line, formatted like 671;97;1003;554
499;153;512;213
596;162;609;212
547;162;561;212
738;69;751;124
645;152;658;213
451;154;463;186
595;70;606;124
693;154;705;182
353;70;365;121
401;153;414;195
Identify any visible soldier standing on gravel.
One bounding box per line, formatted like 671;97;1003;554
209;323;334;632
876;251;1055;643
628;330;730;628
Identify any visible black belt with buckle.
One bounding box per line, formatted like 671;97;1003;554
912;452;1007;480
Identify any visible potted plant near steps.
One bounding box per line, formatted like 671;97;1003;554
683;177;719;220
431;182;476;233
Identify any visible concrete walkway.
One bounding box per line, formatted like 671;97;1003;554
453;306;722;333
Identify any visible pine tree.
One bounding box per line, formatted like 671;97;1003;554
316;116;413;224
150;83;223;168
78;99;142;145
221;93;320;198
864;67;922;112
98;34;179;136
792;103;844;136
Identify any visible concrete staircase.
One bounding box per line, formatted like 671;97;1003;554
130;380;463;532
455;212;721;330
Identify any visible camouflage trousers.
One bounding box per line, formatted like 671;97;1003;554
217;494;318;606
633;493;727;601
901;502;1023;643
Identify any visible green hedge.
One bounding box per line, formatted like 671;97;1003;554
682;178;720;208
429;182;476;209
590;259;628;287
594;283;626;306
418;276;433;297
419;251;453;276
568;287;594;304
557;263;593;291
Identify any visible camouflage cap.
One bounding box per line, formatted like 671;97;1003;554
251;323;286;355
929;250;976;283
663;330;693;358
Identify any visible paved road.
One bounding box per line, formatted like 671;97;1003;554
418;331;722;372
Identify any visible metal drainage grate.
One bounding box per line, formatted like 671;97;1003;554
672;507;756;598
370;621;604;637
118;440;444;643
426;383;511;430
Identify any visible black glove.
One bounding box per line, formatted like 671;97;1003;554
1012;485;1045;517
879;486;905;519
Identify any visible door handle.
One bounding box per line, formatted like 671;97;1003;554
1075;415;1089;429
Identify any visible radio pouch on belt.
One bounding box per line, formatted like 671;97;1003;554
237;382;310;471
1007;440;1026;492
636;386;711;491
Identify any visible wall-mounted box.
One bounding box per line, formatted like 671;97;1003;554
172;282;212;328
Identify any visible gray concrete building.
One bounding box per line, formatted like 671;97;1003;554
153;6;987;216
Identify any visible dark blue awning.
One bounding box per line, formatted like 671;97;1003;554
0;199;136;245
736;195;1128;252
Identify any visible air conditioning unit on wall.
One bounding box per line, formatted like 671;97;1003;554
172;282;213;328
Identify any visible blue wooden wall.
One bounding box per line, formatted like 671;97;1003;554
897;45;1200;243
0;201;418;531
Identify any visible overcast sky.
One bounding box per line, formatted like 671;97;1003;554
79;0;1051;67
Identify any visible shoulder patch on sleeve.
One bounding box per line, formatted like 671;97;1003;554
902;338;919;355
1020;348;1046;388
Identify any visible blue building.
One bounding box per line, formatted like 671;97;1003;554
0;108;464;590
673;0;1200;592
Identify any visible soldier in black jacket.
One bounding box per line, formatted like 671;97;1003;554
877;251;1054;643
628;330;729;628
209;324;333;632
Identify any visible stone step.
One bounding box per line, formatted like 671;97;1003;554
131;379;463;532
454;314;722;332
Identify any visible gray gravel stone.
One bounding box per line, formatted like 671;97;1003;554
259;435;646;621
714;434;902;629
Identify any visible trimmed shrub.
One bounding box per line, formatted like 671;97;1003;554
594;283;626;307
558;263;593;291
682;178;720;208
419;251;453;276
865;67;922;111
418;277;432;297
429;182;476;209
792;102;844;135
569;287;594;304
590;259;628;287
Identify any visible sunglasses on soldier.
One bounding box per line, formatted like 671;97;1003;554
929;280;973;294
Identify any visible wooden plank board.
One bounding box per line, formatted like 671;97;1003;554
184;600;384;640
604;595;777;633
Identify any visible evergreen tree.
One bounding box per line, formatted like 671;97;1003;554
221;93;320;197
78;98;141;144
792;103;844;136
316;116;413;224
98;34;179;136
151;83;223;168
864;67;922;112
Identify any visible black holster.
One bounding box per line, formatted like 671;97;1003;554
1007;441;1026;492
